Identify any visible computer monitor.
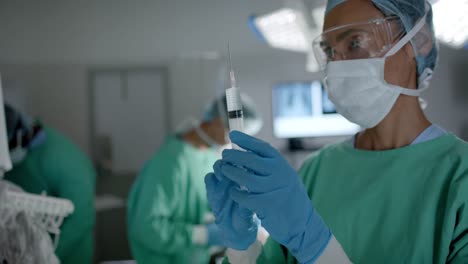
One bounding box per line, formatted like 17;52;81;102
272;81;360;138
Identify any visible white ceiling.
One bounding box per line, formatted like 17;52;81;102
0;0;302;63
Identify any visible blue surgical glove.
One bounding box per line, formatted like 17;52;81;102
207;222;223;246
220;131;331;263
205;160;259;250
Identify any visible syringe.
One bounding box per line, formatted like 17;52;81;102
225;44;244;150
224;46;263;256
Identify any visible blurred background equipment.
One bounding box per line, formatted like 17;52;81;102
0;79;74;264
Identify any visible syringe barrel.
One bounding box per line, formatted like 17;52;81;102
226;87;244;150
228;116;244;132
226;87;242;112
229;118;244;150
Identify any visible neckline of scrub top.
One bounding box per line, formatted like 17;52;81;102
347;124;447;148
338;133;458;157
411;124;447;145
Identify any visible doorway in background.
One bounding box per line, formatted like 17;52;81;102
89;67;170;262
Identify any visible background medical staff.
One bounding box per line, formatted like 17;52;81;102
3;104;96;264
127;94;262;264
206;0;468;263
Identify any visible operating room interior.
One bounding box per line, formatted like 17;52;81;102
0;0;467;263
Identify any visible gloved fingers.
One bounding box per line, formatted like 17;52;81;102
213;160;225;181
207;223;223;246
228;186;261;214
207;222;220;232
232;202;258;231
229;131;277;158
229;187;287;218
214;160;244;187
222;149;270;175
221;162;270;193
205;173;224;200
237;204;255;220
205;172;220;190
216;196;235;224
205;173;232;214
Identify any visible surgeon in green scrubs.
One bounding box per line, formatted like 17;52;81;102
207;0;468;263
3;104;96;264
127;94;262;264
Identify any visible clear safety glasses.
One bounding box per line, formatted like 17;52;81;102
312;16;406;70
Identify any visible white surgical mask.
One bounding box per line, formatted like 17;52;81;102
10;147;27;165
324;7;432;129
191;120;224;151
10;132;27;165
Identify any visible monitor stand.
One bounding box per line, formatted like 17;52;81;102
287;138;325;152
288;138;305;151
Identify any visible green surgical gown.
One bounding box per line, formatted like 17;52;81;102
240;134;468;263
127;136;219;264
4;127;96;264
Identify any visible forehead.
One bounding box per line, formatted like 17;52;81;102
324;0;386;31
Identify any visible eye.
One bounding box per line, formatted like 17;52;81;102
349;38;363;50
324;47;334;59
320;43;334;59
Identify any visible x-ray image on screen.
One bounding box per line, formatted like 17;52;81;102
322;88;337;114
273;83;312;118
272;81;360;138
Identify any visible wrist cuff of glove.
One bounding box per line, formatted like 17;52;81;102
293;225;332;263
286;184;333;263
226;240;263;264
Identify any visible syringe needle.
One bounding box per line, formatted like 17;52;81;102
225;43;244;146
228;43;236;88
228;43;233;72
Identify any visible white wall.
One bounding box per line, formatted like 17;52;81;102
424;46;468;137
0;0;283;64
0;57;226;156
0;64;91;154
168;57;224;129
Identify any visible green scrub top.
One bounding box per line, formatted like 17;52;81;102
256;134;468;263
4;127;96;264
127;135;219;264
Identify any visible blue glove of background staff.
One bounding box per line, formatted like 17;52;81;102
207;222;223;246
205;160;259;250
218;131;332;263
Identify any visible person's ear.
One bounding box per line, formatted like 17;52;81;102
402;24;433;61
403;42;415;61
413;24;433;56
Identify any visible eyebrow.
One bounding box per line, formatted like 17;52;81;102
335;28;370;42
319;28;371;48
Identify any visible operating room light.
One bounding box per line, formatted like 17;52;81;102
432;0;468;49
253;8;311;52
311;6;325;33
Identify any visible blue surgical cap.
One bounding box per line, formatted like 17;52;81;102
325;0;346;15
325;0;439;77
